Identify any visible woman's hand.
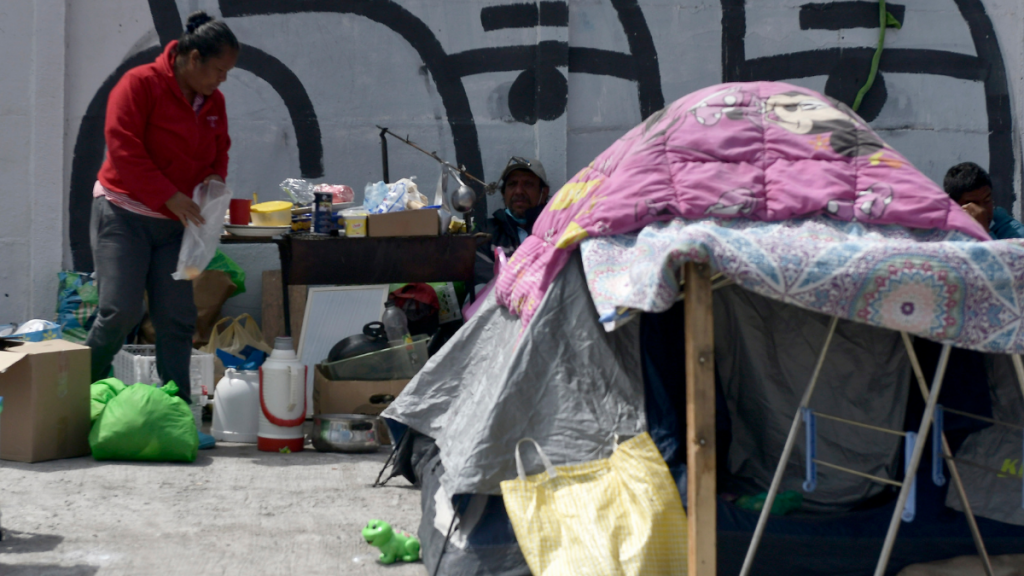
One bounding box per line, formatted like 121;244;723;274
204;174;225;185
166;191;205;227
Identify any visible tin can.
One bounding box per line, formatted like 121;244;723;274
312;192;334;234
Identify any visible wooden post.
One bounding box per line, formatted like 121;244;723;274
684;262;716;576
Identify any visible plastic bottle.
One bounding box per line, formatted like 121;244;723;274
382;302;419;371
382;301;412;344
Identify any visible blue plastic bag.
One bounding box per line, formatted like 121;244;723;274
364;181;389;213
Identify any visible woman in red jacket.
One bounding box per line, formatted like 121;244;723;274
87;12;238;439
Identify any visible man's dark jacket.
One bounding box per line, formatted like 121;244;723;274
474;204;544;286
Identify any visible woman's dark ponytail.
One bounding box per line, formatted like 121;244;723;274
185;12;213;34
177;11;239;61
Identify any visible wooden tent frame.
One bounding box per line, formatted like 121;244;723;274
681;262;1024;576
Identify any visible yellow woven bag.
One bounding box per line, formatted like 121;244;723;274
500;432;688;576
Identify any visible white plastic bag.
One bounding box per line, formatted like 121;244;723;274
373;178;424;214
279;178;315;204
373;180;410;214
364;181;388;212
173;181;233;281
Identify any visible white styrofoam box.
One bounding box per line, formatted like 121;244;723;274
112;345;215;406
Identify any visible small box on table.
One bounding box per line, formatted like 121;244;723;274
367;209;439;237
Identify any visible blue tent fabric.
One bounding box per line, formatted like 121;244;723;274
640;300;1024;574
905;340;993;438
418;448;530;576
641;305;732;488
717;469;1024;576
393;235;1024;574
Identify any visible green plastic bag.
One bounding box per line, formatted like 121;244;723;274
89;381;199;462
736;490;803;516
205;249;246;297
90;377;127;423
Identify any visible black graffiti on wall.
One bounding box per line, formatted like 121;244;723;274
69;1;1016;270
721;0;1015;210
68;0;664;271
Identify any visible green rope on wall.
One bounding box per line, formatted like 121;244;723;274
852;0;902;112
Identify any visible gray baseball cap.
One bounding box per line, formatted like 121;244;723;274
500;157;548;189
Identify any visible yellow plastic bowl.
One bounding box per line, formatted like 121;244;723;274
250;201;293;226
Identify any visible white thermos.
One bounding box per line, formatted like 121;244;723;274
257;337;306;453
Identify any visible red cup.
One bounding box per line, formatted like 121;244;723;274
229;199;251;225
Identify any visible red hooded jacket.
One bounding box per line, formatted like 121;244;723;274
98;41;230;219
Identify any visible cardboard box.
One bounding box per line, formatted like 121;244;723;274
367;209;439;237
313;364;409;416
313;366;409;445
0;339;92;462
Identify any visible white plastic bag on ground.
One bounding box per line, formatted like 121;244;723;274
173;181;232;281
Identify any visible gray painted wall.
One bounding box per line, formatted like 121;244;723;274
2;0;1022;326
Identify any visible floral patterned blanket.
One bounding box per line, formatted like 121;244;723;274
581;217;1024;354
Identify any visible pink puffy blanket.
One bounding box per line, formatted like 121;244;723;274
495;82;989;325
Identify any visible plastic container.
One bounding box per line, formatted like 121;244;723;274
211;369;259;443
342;208;368;237
113;345;213;407
258;337;306;453
320;335;430;381
382;301;411;343
250;201;293;226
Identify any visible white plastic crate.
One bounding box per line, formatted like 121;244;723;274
113;345;214;405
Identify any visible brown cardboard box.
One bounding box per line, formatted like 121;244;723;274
0;339;92;462
367;209;439;237
312;365;409;416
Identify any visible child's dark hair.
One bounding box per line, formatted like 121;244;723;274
943;162;992;202
176;11;239;61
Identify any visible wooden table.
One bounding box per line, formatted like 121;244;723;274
221;233;483;335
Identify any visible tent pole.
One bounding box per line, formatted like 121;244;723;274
874;343;952;576
684;262;716;576
901;332;994;576
738;315;840;576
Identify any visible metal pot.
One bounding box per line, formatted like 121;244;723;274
449;171;477;213
310;414;382;453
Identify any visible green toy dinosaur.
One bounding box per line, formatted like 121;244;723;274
362;520;421;564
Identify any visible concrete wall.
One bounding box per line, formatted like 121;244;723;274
0;1;66;322
2;0;1023;325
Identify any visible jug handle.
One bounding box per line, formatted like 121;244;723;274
258;366;307;427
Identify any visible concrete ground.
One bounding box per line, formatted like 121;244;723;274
0;435;425;576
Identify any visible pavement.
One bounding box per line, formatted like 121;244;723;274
0;434;425;576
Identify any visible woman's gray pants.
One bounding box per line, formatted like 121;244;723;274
85;197;196;403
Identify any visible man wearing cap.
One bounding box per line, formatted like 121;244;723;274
475;157;551;286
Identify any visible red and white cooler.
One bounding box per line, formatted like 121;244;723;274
258;337;306;452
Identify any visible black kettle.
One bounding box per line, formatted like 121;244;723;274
326;321;389;363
